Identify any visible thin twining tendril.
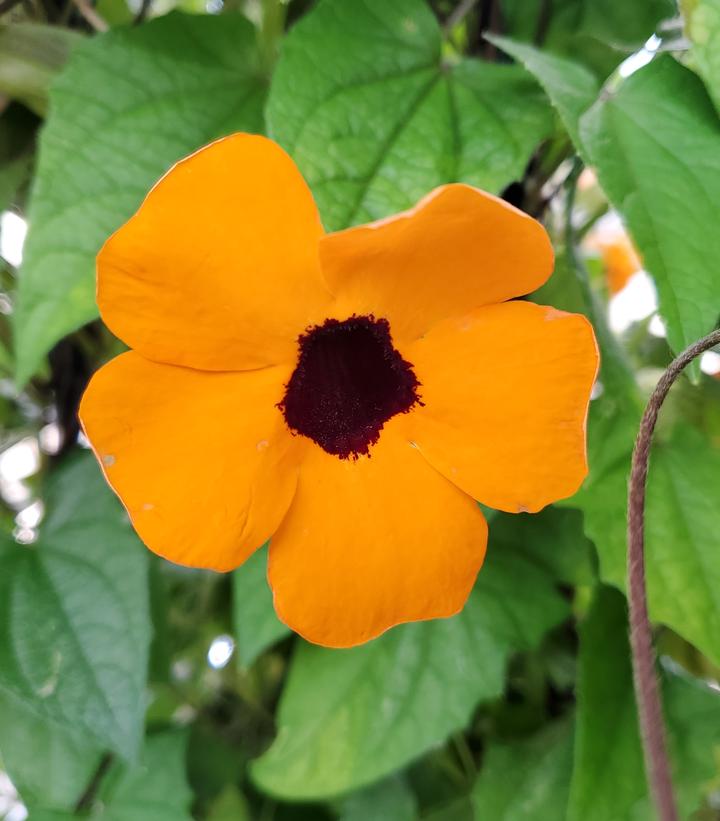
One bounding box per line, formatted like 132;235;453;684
627;327;720;821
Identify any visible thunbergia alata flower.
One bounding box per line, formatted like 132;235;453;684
80;134;599;648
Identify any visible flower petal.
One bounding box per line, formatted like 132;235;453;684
319;184;553;342
267;418;487;648
98;133;332;371
404;301;599;513
79;352;304;571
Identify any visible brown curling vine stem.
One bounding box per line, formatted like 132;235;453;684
628;326;720;821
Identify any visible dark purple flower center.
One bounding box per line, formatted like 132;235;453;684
279;315;421;459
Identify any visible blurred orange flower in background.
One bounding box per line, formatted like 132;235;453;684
585;219;643;295
79;134;598;648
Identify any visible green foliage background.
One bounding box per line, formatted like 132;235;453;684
1;0;720;818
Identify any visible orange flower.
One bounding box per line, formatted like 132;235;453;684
79;134;599;648
585;225;642;295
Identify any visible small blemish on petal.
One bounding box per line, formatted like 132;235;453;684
518;504;529;513
256;439;269;452
102;454;115;467
544;308;565;322
450;466;458;475
142;503;154;511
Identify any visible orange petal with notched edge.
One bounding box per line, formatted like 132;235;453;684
98;133;332;372
319;184;553;344
79;352;305;571
402;301;599;514
267;417;488;648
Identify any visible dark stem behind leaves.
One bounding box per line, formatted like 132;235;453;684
627;327;720;821
133;0;152;25
74;752;113;814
